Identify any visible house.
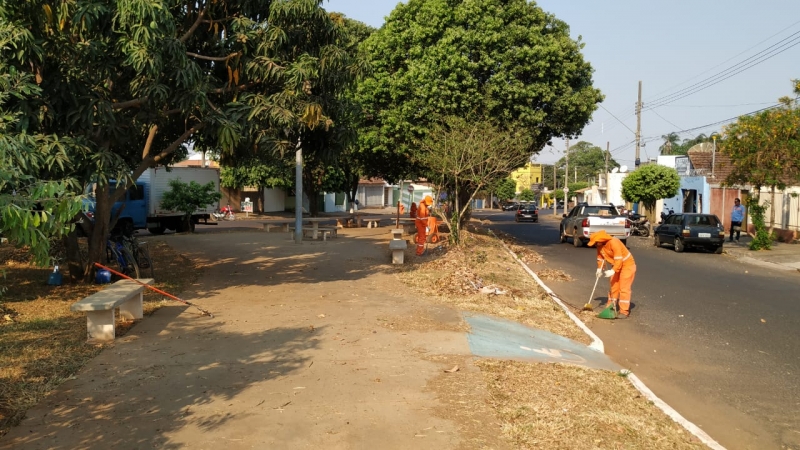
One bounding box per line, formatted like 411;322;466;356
510;163;544;194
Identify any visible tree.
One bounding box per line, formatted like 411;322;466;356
417;117;532;242
518;189;535;202
0;34;85;268
721;90;800;238
659;132;681;155
555;141;619;184
358;0;603;192
4;0;363;278
621;165;680;213
160;180;221;233
494;178;517;202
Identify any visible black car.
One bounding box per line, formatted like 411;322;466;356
653;213;725;253
504;203;522;211
515;206;538;222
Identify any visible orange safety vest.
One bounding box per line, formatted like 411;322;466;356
596;238;634;272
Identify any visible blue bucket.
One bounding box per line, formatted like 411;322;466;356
95;269;112;284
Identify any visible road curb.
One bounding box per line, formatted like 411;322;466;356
495;232;727;450
496;236;605;353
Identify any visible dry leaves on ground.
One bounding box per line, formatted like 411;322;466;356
477;360;706;450
0;239;198;437
536;269;573;282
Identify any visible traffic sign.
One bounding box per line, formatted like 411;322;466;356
407;185;414;192
562;187;569;193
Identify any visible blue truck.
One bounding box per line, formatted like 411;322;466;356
90;167;221;235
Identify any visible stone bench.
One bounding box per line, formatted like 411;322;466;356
288;226;337;241
70;278;153;341
389;235;408;264
262;220;300;232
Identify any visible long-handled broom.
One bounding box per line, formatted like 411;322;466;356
94;262;214;318
583;273;601;311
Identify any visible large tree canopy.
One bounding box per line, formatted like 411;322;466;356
555;141;619;185
3;0;363;276
357;0;603;182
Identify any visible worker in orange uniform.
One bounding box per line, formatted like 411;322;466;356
415;195;433;256
587;230;636;318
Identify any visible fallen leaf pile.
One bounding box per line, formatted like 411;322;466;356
536;269;573;282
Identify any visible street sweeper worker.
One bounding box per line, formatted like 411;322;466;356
587;230;636;318
415;195;434;256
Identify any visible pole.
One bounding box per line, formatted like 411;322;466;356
564;138;570;213
574;166;577;183
553;163;557;216
294;138;303;244
605;142;610;204
635;81;642;167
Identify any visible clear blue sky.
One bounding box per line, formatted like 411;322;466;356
323;0;799;168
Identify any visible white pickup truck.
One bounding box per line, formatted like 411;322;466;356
559;203;630;247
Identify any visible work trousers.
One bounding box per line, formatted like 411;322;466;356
415;218;428;255
608;263;636;315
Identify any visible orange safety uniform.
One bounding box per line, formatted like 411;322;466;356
415;196;433;255
588;230;636;316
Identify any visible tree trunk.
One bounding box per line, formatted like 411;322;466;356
769;186;776;235
86;184;112;281
63;231;82;283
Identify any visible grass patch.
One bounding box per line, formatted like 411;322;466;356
0;239;199;437
397;226;589;344
477;360;706;450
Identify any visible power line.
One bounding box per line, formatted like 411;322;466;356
643;104;780;139
598;104;636;135
647;18;800;99
644;33;800;110
648;109;682;130
663;102;777;108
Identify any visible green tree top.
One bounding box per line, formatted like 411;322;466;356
357;0;603;182
621;165;680;212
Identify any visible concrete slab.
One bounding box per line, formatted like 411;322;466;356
464;314;621;372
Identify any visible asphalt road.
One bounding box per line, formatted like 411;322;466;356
475;209;800;450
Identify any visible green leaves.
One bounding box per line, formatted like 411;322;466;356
160;179;221;226
621;165;680;212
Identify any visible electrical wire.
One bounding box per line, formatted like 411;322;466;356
648;109;682;130
644;33;800;110
647;18;800;99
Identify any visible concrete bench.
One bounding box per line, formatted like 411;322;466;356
288;226;337;241
389;238;407;264
389;229;404;241
70;278;153;341
262;220;298;232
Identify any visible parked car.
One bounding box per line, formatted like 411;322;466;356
504;203;522;211
560;203;629;247
653;213;725;253
515;206;538;222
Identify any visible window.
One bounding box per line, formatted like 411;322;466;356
128;184;144;201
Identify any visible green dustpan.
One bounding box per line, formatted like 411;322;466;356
597;305;617;319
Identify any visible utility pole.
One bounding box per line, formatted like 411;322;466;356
564;138;569;214
605;142;610;204
553;163;557;217
574;166;577;183
635;81;642;168
294;138;303;244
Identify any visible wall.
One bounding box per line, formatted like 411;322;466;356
262;188;285;213
511;163;544;193
661;176;709;215
709;187;746;230
606;172;628;206
221;186;262;213
757;187;800;240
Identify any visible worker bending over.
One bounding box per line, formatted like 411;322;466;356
587;230;636;318
415;195;433;256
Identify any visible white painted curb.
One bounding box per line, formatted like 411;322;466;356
497;238;605;353
496;233;727;450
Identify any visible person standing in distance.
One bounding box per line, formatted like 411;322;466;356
730;198;745;242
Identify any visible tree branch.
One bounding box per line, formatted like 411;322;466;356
185;51;241;62
209;81;260;95
142;125;158;159
180;8;206;43
132;123;205;181
112;97;147;110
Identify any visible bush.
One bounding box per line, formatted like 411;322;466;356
746;198;772;250
160;179;221;232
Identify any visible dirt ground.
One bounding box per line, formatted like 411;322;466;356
0;225;708;449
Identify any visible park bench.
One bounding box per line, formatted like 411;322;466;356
288;226;337;241
389;229;407;264
262;219;301;232
70;278;153;342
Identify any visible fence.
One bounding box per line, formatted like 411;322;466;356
757;187;800;237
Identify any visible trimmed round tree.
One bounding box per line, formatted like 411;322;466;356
621;165;680;213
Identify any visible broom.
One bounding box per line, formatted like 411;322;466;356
583;273;600;311
94;262;214;318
